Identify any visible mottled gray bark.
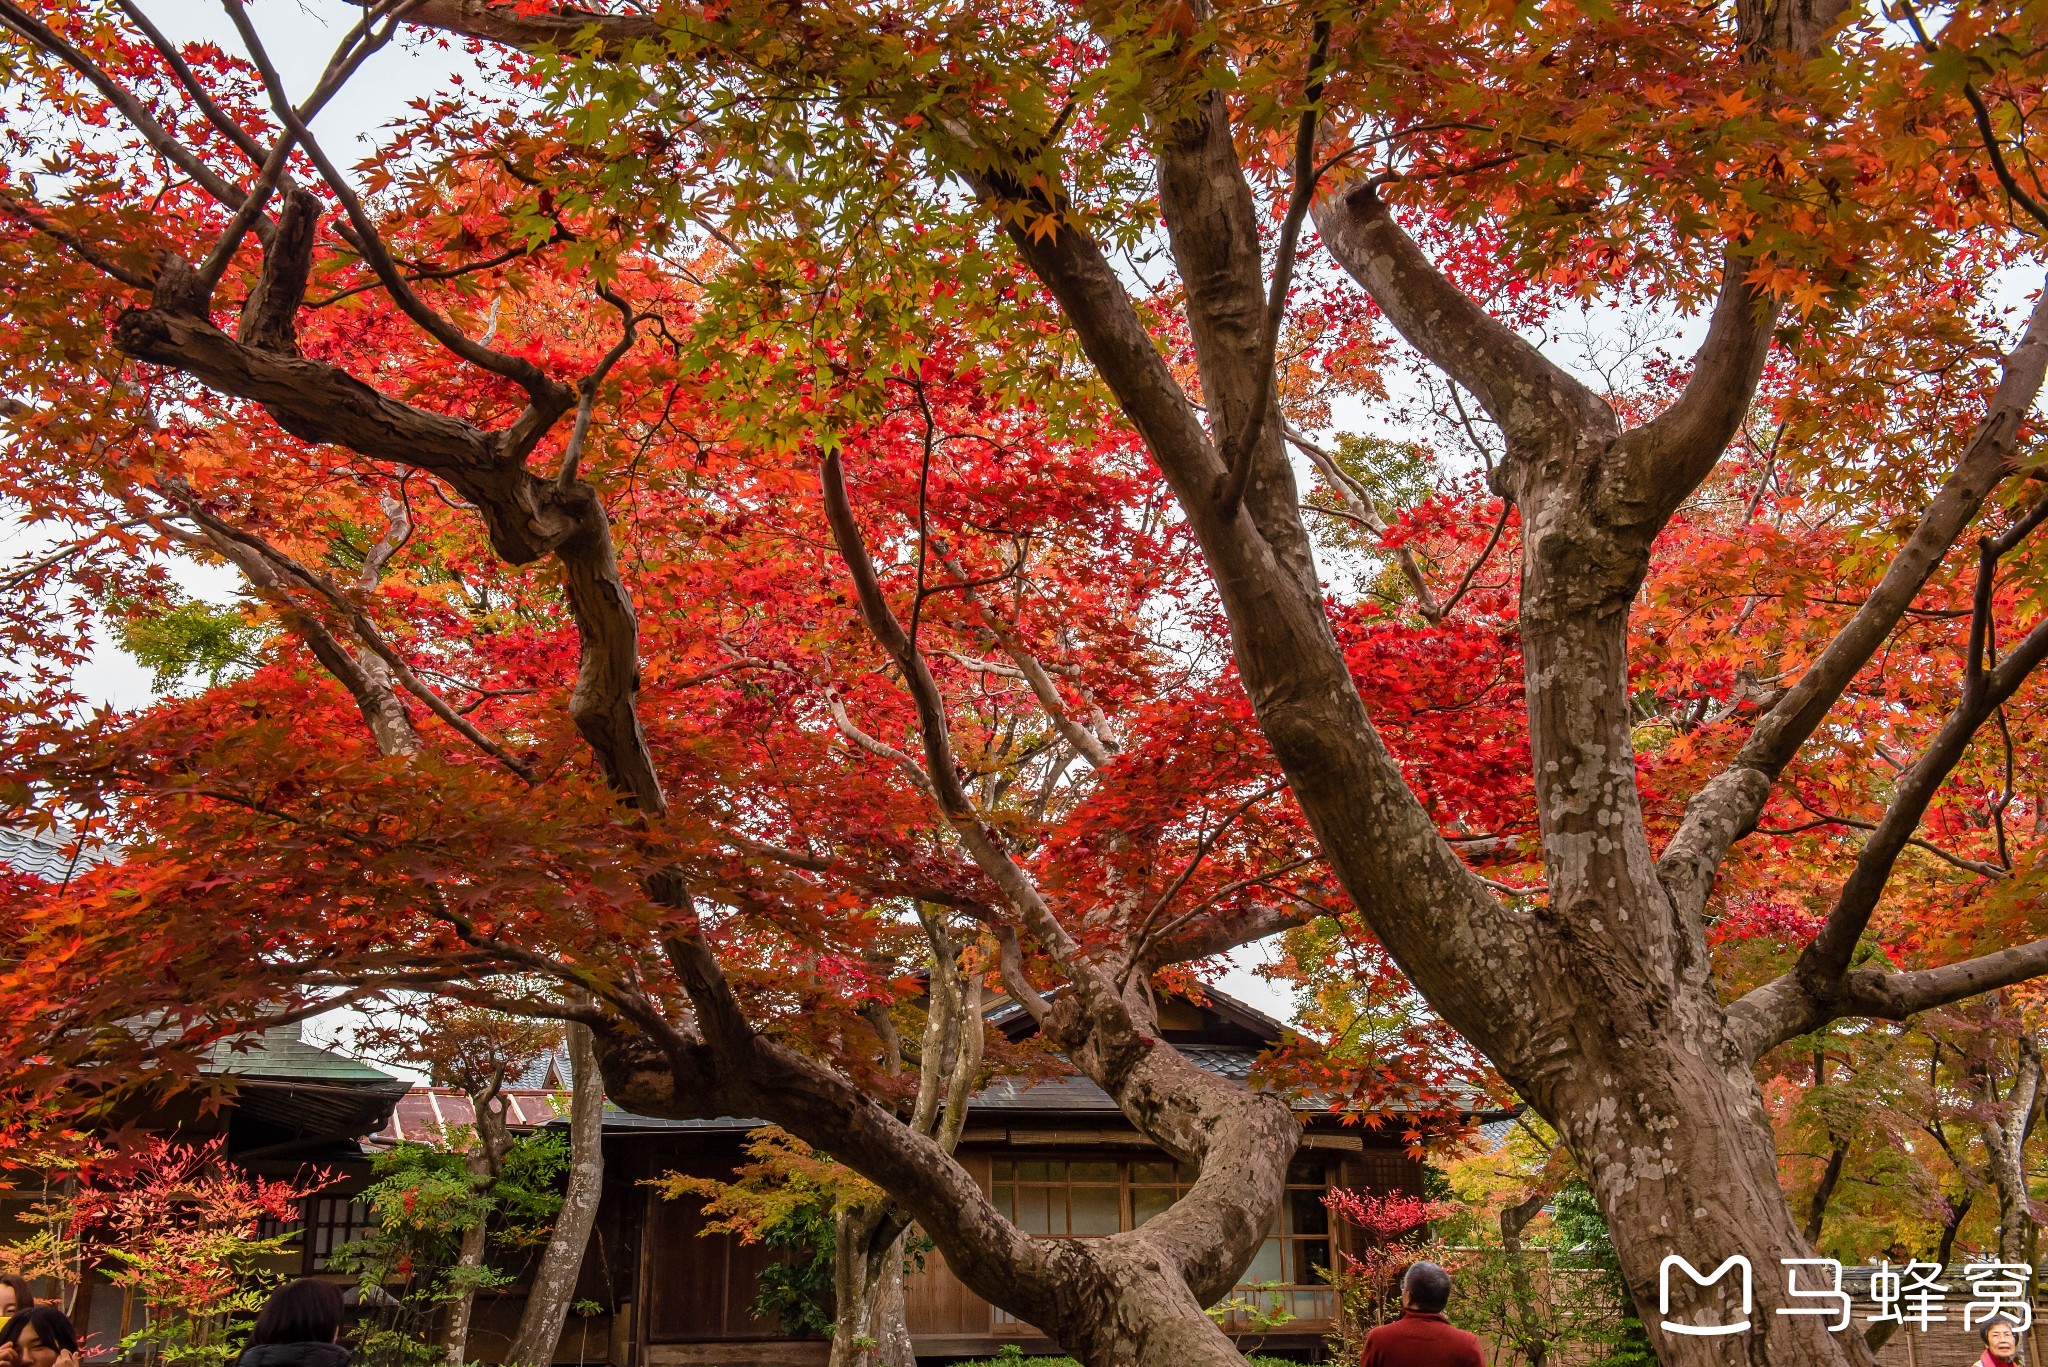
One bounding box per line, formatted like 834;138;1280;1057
439;1219;491;1367
504;1024;606;1367
441;1084;513;1366
1977;1036;2042;1266
829;1209;914;1367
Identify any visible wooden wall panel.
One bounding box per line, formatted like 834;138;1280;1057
904;1246;994;1339
906;1152;994;1339
644;1189;735;1341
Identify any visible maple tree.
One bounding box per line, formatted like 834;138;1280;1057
4;0;2048;1366
1;1139;328;1366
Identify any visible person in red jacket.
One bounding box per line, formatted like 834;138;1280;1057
1360;1261;1485;1367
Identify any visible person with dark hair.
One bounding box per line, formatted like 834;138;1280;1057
236;1279;349;1367
0;1278;33;1321
1359;1260;1485;1367
1978;1314;2024;1366
0;1304;80;1367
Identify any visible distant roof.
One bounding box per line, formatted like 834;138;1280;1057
202;1022;403;1085
372;1087;565;1144
983;983;1289;1046
973;1044;1263;1112
510;1042;572;1090
191;1023;407;1145
1191;986;1290;1040
0;826;119;881
1476;1116;1517;1150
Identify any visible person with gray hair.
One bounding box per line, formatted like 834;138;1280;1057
1978;1313;2024;1366
1358;1260;1484;1367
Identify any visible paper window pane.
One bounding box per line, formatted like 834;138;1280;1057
1070;1184;1120;1235
1016;1186;1053;1234
1132;1188;1174;1227
1069;1161;1118;1183
1017;1160;1056;1182
1131;1161;1176;1184
1241;1238;1284;1286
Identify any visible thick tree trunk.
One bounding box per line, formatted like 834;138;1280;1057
866;1243;913;1367
504;1024;607;1367
1499;1189;1553;1367
1978;1038;2041;1266
1036;1238;1251;1367
1534;1004;1873;1367
443;1080;515;1366
1803;1138;1849;1246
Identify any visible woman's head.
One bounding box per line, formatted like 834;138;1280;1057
0;1280;31;1321
0;1305;79;1367
250;1279;345;1347
1981;1315;2021;1362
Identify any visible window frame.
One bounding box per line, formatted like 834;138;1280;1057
986;1153;1335;1328
257;1196;378;1274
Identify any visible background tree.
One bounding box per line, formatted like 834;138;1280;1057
363;1004;594;1367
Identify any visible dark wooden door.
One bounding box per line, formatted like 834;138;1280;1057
643;1179;791;1341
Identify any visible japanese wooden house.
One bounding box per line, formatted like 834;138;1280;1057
379;988;1443;1366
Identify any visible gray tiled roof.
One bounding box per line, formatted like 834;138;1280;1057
0;826;118;881
510;1042;573;1089
598;1104;760;1132
201;1022;403;1084
1476;1117;1518;1149
974;1045;1264;1112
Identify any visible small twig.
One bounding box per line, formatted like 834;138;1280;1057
0;190;156;290
0;519;145;590
1761;802;2008;880
557;286;642;489
0;0;246;209
220;0;569;406
108;0;266;166
199;0;412;296
1118;782;1285;988
171;496;534;778
1897;0;2048;233
907;375;938;645
1437;500;1513;619
1140;855;1324;963
1742;421;1788;524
